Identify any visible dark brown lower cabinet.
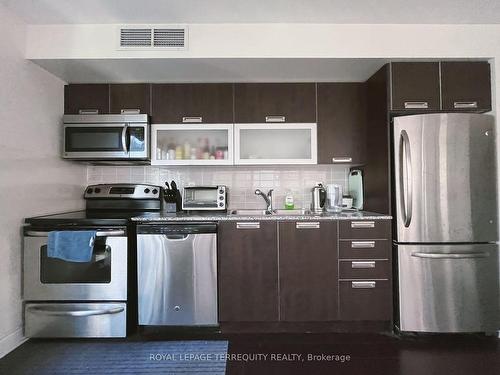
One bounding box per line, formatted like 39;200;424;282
339;280;392;321
278;221;338;321
218;221;278;322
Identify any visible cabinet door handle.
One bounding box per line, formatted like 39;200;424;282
351;241;375;248
453;101;478;109
332;157;352;163
351;221;375;229
236;222;260;229
352;281;376;289
120;109;141;114
182;116;203;123
352;261;376;269
78;109;99;114
404;101;429;109
265;115;286;123
296;222;320;229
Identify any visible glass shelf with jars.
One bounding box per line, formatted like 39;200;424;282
151;124;234;165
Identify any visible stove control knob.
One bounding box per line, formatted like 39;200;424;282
219;196;224;200
219;189;224;194
94;188;101;193
152;189;158;194
86;188;93;194
219;202;224;207
144;188;150;194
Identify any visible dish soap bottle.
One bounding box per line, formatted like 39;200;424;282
284;190;294;210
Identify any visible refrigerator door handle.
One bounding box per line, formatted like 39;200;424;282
400;130;413;227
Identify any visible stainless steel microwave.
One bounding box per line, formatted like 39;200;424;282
63;114;149;160
182;186;227;211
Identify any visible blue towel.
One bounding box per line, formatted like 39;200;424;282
47;231;97;262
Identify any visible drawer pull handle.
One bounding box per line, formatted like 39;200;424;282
351;221;375;229
453;101;477;109
265;115;286;123
352;261;376;269
27;306;124;317
352;281;376;289
332;157;353;163
182;116;203;123
296;222;320;229
236;222;260;229
351;241;375;248
404;101;429;109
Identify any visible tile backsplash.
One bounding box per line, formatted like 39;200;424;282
87;165;349;210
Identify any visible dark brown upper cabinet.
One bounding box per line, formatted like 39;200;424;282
278;221;338;322
234;83;316;123
390;62;440;111
441;61;491;112
317;83;367;164
64;84;110;114
218;221;279;322
151;83;233;124
110;84;151;114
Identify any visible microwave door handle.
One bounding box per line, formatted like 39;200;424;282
121;125;128;153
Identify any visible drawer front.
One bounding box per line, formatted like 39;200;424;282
339;280;392;321
25;302;127;338
339;240;390;259
339;220;391;239
339;260;390;279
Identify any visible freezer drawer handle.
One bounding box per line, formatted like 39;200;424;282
352;261;376;269
411;252;490;259
236;222;260;229
296;222;320;229
404;101;429;109
27;306;124;317
453;101;478;109
25;230;126;237
351;281;376;289
351;221;374;229
351;241;375;248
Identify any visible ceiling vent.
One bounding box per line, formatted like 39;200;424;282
118;26;187;50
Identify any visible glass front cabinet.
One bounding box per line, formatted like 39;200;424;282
151;124;234;165
234;123;317;165
151;123;318;165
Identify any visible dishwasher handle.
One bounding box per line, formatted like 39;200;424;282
137;223;217;235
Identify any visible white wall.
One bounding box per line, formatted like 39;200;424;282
0;6;87;358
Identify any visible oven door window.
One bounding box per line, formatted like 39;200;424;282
185;188;217;207
65;126;126;152
40;237;111;283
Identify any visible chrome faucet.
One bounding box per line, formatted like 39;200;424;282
255;189;274;214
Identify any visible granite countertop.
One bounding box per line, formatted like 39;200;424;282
131;210;392;222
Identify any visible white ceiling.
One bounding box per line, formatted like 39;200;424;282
33;58;389;83
3;0;500;24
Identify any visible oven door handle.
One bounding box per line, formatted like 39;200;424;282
27;305;124;317
25;230;126;237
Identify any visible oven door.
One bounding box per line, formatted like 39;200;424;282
63;123;129;159
23;229;127;301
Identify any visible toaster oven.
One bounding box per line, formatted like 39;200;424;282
182;186;227;211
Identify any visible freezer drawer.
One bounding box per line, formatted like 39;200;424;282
137;230;218;326
25;302;126;338
398;244;499;333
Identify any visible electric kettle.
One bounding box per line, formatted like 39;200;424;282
311;183;326;213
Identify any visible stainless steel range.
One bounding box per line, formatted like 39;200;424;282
23;183;161;338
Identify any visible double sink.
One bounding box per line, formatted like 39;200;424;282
229;208;313;216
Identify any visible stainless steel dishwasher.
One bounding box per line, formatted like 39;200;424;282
136;222;218;326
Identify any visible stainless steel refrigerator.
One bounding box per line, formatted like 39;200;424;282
393;113;499;333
